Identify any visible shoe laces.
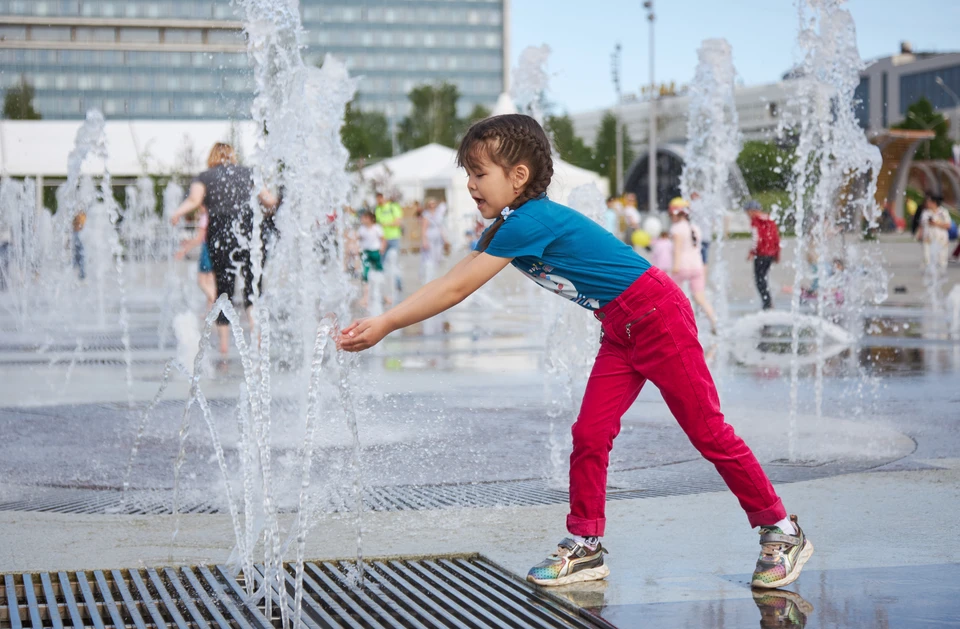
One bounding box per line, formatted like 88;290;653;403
760;541;785;560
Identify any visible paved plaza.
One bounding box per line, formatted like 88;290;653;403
1;236;959;627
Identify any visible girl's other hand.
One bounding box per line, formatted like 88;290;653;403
339;316;390;351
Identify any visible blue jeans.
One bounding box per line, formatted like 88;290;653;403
73;232;86;280
0;242;9;291
384;238;402;291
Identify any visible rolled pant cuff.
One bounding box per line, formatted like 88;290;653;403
746;498;787;528
566;514;605;537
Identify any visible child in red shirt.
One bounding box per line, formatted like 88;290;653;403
745;200;781;310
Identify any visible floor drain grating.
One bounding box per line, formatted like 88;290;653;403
0;555;606;628
0;460;854;517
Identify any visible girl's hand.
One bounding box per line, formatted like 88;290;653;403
339;316;391;352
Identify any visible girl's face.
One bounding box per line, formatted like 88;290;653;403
465;150;529;220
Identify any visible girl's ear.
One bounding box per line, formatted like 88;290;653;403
510;164;530;192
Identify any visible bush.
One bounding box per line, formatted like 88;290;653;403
737;141;793;193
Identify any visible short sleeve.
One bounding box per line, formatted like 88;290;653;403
481;212;555;259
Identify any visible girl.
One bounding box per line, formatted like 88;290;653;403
667;197;718;334
174;208;217;314
339;114;812;589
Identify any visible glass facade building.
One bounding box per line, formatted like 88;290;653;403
856;49;960;133
0;0;505;120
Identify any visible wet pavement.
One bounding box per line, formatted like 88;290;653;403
0;241;958;628
586;564;960;628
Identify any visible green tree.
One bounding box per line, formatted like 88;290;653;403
545;114;594;170
3;76;41;120
591;112;634;194
893;97;952;160
737;141;794;193
465;103;491;125
398;82;461;150
341;100;393;161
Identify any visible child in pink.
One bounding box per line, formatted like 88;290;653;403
649;231;673;270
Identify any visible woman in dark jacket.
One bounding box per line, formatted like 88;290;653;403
170;143;277;357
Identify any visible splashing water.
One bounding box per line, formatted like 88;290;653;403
681;38;742;342
542;184;606;486
780;0;885;458
512;45;551;123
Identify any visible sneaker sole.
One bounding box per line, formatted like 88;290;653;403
527;565;610;587
752;540;814;589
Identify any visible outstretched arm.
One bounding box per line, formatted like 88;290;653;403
170;182;205;225
339;252;511;351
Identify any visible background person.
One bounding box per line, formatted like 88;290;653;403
668;197;717;334
375;192;404;297
174;208;217;313
745;199;781;311
72;210;86;281
919;192;951;273
621;192;641;247
357;210;387;310
420;197;447;283
170;142;277;357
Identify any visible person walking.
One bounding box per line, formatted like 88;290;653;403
420;197;447;283
621;192;641;248
918;192;951;273
72;210;87;281
170;143;277;357
375;192;404;297
339;114;813;591
745;200;781;310
0;211;11;291
668;197;717;334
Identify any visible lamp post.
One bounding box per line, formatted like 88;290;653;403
934;76;960;160
643;1;656;214
611;43;623;195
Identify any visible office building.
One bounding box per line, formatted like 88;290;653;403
0;0;506;120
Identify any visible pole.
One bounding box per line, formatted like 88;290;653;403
646;3;657;214
612;43;623;195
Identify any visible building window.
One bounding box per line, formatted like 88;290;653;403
32;26;72;42
207;29;243;45
165;29;203;44
75;27;116;43
854;76;869;129
119;28;161;44
881;72;888;128
0;26;27;41
900;64;960;115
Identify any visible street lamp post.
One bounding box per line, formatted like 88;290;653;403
643;1;656;214
611;43;623;195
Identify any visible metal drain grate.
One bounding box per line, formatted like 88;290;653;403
0;555;607;629
0;459;842;517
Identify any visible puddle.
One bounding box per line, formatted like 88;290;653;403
585;564;960;628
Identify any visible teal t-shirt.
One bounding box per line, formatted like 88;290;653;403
476;196;650;310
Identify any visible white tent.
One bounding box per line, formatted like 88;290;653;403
0;119;258;178
358;143;608;249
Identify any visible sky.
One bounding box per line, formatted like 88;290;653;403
510;0;960;114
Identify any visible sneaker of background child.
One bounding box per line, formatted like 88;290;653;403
752;514;815;588
527;538;609;586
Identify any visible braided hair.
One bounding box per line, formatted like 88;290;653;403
456;114;554;252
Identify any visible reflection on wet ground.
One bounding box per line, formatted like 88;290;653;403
583;564;960;628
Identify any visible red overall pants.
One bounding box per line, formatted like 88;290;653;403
567;267;786;537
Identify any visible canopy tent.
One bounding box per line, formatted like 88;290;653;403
0;119;258;179
358;143;608;249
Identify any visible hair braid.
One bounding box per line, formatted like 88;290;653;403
457;114;554;251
